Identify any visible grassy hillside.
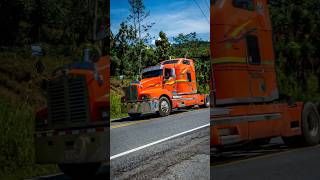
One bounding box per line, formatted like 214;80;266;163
0;52;72;179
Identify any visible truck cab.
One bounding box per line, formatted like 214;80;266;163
123;58;209;117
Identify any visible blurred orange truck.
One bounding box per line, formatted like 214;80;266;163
34;55;110;178
211;0;320;150
122;58;210;117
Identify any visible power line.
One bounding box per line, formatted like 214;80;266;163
204;0;210;11
202;0;210;19
193;0;210;24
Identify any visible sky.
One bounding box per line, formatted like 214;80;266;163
110;0;210;44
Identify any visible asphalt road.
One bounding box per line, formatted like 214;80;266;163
30;108;320;180
110;108;210;179
29;108;210;180
211;138;320;180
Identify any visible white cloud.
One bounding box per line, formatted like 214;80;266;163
146;5;209;40
111;1;210;41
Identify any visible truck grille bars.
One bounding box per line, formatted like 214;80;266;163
47;76;89;127
125;85;139;102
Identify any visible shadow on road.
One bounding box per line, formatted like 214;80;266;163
211;142;296;166
111;109;193;123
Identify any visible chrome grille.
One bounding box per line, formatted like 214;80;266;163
47;76;89;126
125;85;138;101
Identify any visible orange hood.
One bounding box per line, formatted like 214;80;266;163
140;76;162;93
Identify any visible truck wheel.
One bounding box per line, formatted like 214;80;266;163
300;102;320;146
58;163;101;179
159;96;171;116
129;113;141;119
202;95;210;108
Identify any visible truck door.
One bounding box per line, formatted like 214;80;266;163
246;35;273;139
246;35;267;99
186;71;194;93
163;68;176;93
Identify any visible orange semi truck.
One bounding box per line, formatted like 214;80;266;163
34;54;110;177
211;0;320;149
123;58;210;117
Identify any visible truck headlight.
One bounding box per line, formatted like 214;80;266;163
141;94;151;100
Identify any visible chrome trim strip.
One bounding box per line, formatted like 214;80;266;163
215;90;279;105
211;113;281;126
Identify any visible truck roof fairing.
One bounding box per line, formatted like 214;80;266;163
142;65;164;74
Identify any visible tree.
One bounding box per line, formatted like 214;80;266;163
155;31;171;61
270;0;320;100
172;32;210;93
127;0;154;74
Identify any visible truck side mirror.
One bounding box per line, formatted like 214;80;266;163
35;60;45;74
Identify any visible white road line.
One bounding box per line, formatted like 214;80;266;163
110;123;210;160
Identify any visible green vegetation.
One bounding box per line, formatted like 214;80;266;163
0;52;72;179
110;1;210;118
0;0;108;178
270;0;320;101
110;78;131;119
0;102;58;180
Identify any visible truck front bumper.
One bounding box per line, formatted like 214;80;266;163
35;128;109;164
122;99;159;114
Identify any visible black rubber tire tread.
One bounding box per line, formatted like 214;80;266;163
300;102;320;146
201;95;210;108
159;96;171;117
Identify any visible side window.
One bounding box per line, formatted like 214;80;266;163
246;35;261;65
164;68;173;79
183;60;190;65
233;0;254;10
187;72;192;82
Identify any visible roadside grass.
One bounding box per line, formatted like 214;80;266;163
110;90;128;120
0;52;73;179
110;78;131;120
0;101;58;180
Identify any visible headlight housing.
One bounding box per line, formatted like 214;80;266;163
141;94;151;100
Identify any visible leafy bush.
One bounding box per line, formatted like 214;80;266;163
0;101;57;180
110;90;128;119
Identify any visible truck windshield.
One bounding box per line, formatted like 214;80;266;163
162;60;178;65
142;69;163;79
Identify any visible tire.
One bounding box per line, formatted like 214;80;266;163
58;163;101;179
159;96;171;117
201;95;210;108
128;113;141;119
300;102;320;146
315;102;320;117
283;102;320;147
